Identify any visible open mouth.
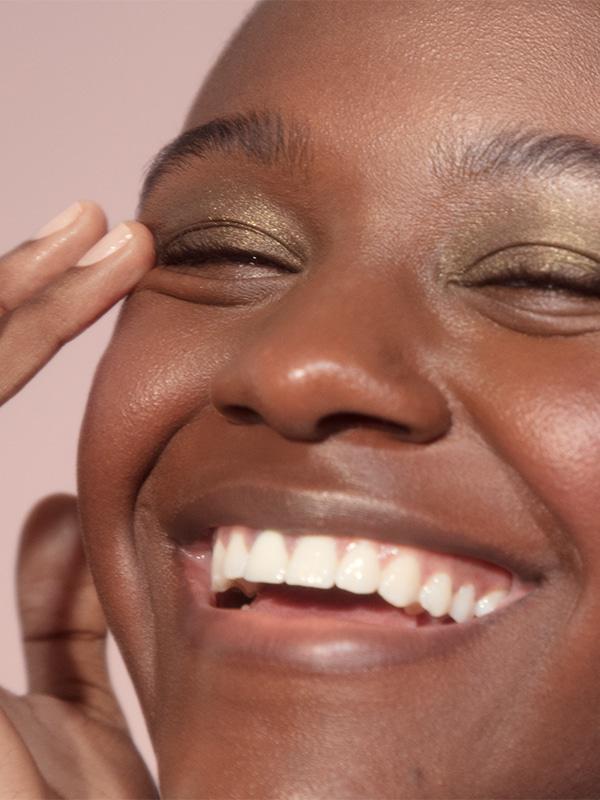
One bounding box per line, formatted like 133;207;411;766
165;483;547;669
182;525;534;630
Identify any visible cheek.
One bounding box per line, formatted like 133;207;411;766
458;338;600;584
80;293;235;498
77;294;231;696
457;336;600;721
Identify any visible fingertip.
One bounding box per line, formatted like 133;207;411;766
75;220;155;273
123;219;156;268
76;200;108;235
17;493;81;576
20;492;78;534
106;219;156;283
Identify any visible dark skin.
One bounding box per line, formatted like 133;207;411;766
3;0;600;797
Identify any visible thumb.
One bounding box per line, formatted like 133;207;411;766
16;493;126;729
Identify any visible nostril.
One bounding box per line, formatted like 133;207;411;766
220;405;263;425
315;412;413;440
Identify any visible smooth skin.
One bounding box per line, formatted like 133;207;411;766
6;0;600;797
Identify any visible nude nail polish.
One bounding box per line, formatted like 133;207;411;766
76;223;133;266
32;201;83;239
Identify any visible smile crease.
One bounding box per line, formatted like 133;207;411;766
209;526;522;624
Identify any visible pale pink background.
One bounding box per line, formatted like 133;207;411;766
0;0;255;774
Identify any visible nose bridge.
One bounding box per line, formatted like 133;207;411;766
275;274;382;372
210;272;452;442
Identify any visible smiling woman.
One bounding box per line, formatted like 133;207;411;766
3;0;600;798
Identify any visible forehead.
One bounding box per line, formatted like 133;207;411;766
185;0;600;168
139;1;600;244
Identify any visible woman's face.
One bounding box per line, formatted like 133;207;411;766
78;1;600;796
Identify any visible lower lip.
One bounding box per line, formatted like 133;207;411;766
179;548;535;673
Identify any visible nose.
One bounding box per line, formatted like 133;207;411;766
209;282;452;444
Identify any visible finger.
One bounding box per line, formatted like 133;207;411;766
0;220;154;404
17;494;127;730
0;704;50;799
0;201;107;310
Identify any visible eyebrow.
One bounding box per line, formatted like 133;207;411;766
433;125;600;186
139;108;314;206
139;108;600;208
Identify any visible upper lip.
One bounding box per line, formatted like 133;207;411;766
167;482;544;584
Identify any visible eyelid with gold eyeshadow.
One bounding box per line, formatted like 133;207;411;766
448;244;600;298
155;220;303;275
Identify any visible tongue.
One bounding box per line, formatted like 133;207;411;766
247;585;451;628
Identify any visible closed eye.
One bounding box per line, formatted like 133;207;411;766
158;244;293;272
456;264;600;298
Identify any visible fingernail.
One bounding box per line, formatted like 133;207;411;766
32;201;83;240
76;223;134;266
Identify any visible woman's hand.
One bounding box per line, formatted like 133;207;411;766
0;201;153;403
0;202;157;798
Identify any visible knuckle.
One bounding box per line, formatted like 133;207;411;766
23;628;105;645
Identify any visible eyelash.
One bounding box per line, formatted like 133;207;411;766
466;264;600;298
159;245;291;273
160;246;600;298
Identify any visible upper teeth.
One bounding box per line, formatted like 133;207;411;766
211;527;512;623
